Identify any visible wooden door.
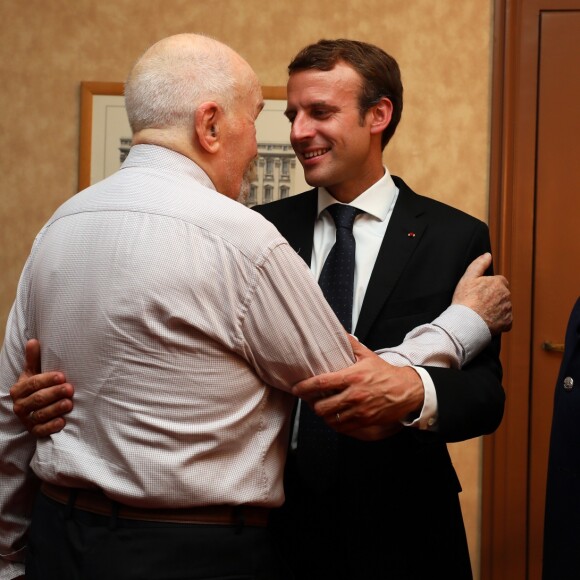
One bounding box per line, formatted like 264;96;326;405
528;11;580;577
483;1;580;578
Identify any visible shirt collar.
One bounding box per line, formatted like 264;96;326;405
124;144;217;192
316;167;398;222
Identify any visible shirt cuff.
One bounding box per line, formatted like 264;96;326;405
0;561;25;580
432;304;491;365
401;366;438;430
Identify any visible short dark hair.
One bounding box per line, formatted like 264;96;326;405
288;39;403;149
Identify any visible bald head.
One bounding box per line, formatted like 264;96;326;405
124;33;256;136
123;33;263;202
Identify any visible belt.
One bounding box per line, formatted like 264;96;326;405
40;482;270;527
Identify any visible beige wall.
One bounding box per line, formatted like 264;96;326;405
0;0;493;575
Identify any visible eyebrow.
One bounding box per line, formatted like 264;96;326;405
284;101;338;118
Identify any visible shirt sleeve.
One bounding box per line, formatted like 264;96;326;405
0;254;39;580
375;304;491;369
239;241;356;390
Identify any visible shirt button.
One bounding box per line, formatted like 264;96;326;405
563;376;574;391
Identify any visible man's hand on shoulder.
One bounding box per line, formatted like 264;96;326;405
292;335;423;441
10;339;74;437
452;253;513;335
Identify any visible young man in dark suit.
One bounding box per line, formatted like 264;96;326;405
252;39;506;579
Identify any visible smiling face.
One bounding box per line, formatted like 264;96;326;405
285;62;388;203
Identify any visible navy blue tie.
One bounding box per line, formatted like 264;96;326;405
297;204;361;491
317;204;362;333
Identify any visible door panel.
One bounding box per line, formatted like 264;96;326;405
529;11;580;578
485;1;580;578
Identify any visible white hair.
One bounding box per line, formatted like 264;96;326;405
124;34;238;134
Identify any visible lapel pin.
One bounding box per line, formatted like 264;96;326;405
407;232;416;238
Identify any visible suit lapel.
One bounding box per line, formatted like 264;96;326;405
354;178;428;341
273;189;318;266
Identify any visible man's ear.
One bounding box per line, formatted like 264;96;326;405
195;102;221;153
369;97;393;136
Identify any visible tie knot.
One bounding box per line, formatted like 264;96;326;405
326;204;361;231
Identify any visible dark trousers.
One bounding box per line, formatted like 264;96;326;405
270;461;349;580
26;492;290;580
269;452;472;580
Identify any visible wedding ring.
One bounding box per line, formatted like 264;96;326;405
28;410;36;423
336;412;341;422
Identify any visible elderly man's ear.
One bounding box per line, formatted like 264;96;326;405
195;102;221;153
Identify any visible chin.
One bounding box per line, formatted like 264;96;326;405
236;187;248;205
236;164;255;204
302;164;330;187
233;175;251;204
304;174;327;189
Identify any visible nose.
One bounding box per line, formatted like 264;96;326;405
290;113;315;142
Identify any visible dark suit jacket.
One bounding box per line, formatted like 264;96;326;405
543;297;580;580
254;176;505;580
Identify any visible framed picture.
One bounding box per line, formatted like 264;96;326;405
78;82;129;192
78;82;307;205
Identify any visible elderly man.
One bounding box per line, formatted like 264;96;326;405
0;33;344;580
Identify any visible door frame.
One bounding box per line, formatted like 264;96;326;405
482;0;580;577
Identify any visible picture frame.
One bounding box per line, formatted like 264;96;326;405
78;82;307;204
78;81;126;192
